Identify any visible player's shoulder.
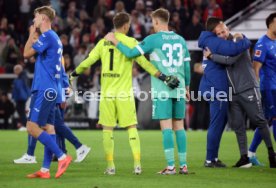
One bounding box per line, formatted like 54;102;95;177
116;33;138;47
255;35;268;49
256;35;268;44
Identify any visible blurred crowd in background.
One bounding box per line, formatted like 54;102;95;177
0;0;252;130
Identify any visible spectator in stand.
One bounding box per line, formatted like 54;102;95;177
12;64;31;131
144;7;153;33
170;12;184;36
94;17;107;43
81;33;93;52
93;0;109;20
64;54;75;74
18;0;31;34
184;12;204;40
77;68;94;116
134;0;146;25
64;6;80;33
60;34;74;60
0;29;9;66
203;0;223;23
2;37;21;73
171;0;190;27
190;0;206;20
0;92;15;129
129;10;146;41
106;0;126;19
74;44;88;68
89;22;99;44
69;27;81;50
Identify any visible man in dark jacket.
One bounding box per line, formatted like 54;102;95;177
0;92;15;129
12;64;31;130
198;17;251;167
203;17;276;168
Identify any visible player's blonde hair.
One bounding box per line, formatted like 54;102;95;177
34;6;56;22
151;8;170;24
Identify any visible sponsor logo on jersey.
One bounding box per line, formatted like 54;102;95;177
255;50;262;57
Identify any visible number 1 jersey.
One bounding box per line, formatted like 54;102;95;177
75;32;157;97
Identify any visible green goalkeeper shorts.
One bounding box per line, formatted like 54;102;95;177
152;98;186;120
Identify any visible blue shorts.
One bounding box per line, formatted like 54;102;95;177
54;105;64;127
261;90;276;119
28;90;57;126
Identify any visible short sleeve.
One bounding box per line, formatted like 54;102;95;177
32;33;51;54
253;42;266;63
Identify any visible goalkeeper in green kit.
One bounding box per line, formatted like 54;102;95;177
105;8;191;175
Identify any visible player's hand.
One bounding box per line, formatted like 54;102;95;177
203;47;212;59
158;73;180;89
164;75;180;89
29;25;36;36
233;33;243;40
69;72;77;86
60;102;67;109
104;32;118;45
186;88;190;102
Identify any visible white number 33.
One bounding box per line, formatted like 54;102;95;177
162;43;183;67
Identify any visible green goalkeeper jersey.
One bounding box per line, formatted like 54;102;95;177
117;31;191;98
75;32;158;97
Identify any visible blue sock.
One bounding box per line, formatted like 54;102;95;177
162;129;175;167
55;123;82;149
27;134;37;156
272;120;276;142
54;107;82;149
249;128;263;153
42;135;56;169
37;131;63;158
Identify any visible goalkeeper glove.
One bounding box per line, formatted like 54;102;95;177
69;70;79;86
158;73;180;89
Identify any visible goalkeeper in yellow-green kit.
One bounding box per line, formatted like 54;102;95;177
69;12;179;175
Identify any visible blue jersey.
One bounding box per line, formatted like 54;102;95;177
56;66;69;103
253;35;276;90
32;30;63;92
198;31;251;97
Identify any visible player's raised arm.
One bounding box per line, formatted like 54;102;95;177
70;40;102;81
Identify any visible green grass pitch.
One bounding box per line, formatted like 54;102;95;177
0;130;275;188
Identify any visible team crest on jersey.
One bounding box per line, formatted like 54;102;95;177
255;50;262;57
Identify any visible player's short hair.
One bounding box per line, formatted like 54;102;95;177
151;8;170;23
206;17;223;32
266;12;276;29
113;12;130;29
34;6;56;22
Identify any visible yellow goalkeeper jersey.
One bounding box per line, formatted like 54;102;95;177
75;32;158;97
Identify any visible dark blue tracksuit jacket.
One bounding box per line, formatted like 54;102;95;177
198;31;251;161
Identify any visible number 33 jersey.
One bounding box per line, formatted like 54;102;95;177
137;31;191;98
